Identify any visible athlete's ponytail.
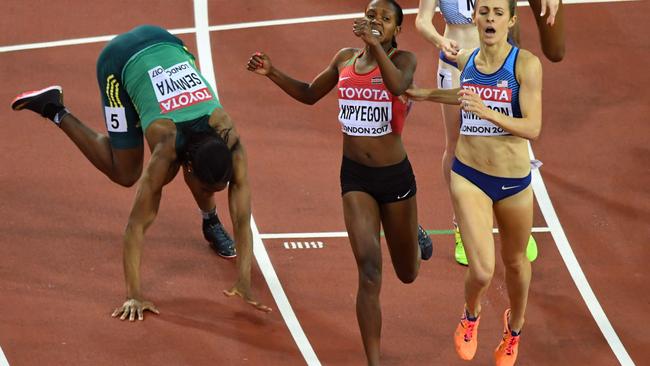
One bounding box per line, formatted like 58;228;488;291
387;0;404;48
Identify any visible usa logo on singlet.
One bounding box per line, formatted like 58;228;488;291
148;62;213;113
460;84;512;136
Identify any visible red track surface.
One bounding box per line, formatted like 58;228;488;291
1;1;648;365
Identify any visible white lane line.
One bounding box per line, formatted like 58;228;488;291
193;1;320;365
529;144;635;366
250;217;321;365
0;346;9;366
0;0;639;53
259;227;551;240
193;1;218;101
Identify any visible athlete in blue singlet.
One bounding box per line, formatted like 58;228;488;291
415;0;538;265
407;0;543;363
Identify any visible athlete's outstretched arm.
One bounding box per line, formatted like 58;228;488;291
111;135;177;321
247;49;352;105
458;50;542;140
406;87;461;105
415;0;460;57
223;139;272;313
405;49;472;104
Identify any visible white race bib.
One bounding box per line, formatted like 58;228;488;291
438;68;453;90
104;106;127;132
339;99;392;137
458;0;475;19
148;62;213;113
460;84;512;136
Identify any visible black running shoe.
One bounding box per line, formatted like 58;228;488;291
203;218;236;258
11;85;68;124
418;225;433;260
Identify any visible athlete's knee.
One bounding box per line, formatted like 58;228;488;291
110;165;142;187
469;265;494;288
395;266;418;284
542;44;565;63
502;254;529;274
111;172;140;187
357;258;382;291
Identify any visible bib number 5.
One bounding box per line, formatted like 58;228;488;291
104;106;128;132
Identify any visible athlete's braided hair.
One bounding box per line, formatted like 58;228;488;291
183;129;233;186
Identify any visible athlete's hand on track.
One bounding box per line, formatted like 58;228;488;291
352;18;381;46
247;52;271;76
224;283;272;313
539;0;560;26
111;298;159;321
458;89;491;120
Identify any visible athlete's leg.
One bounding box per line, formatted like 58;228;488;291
450;171;496;316
11;87;144;187
494;187;534;332
438;61;468;264
437;63;462;198
380;197;420;283
58;114;143;186
528;0;566;62
343;191;383;366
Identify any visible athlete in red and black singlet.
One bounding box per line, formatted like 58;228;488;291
337;48;409;137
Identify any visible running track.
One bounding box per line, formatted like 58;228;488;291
0;0;648;365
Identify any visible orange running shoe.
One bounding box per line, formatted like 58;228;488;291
494;309;521;366
454;309;480;360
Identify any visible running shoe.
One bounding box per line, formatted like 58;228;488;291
454;308;480;360
526;234;538;262
11;85;68;124
418;225;433;260
203;218;236;258
494;309;520;366
454;226;469;266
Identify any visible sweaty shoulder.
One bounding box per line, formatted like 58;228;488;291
515;49;542;82
334;48;359;68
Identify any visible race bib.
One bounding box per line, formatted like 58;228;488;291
338;99;392;137
104;106;127;132
458;0;475;19
438;68;453;89
148;62;213;113
460;84;512;136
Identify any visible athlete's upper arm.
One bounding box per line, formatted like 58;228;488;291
392;50;418;88
307;48;356;97
517;50;543;127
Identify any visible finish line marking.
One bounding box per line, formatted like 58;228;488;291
260;226;551;240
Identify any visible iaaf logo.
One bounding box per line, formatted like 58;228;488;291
160;87;212;113
462;84;511;102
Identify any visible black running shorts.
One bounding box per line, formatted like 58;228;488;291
340;156;417;204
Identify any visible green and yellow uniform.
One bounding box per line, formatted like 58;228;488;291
96;25;221;149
